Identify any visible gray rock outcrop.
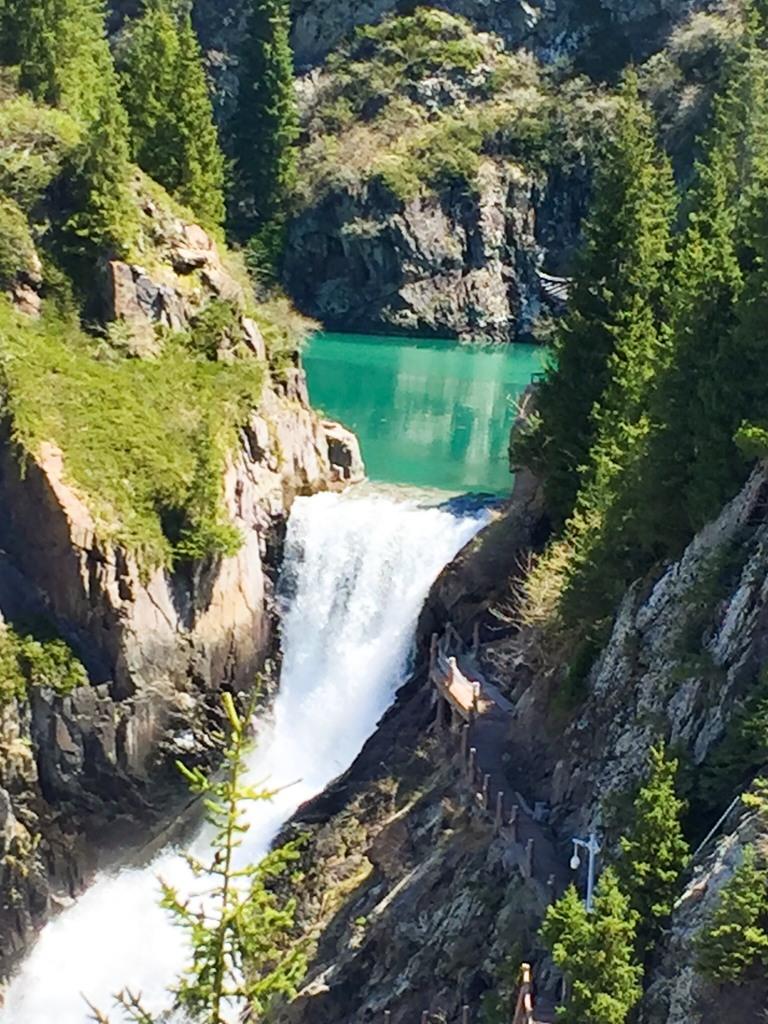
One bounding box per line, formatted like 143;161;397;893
285;163;543;343
187;0;705;73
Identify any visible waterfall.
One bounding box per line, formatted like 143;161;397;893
2;488;486;1024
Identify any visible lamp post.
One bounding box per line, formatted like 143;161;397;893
569;832;601;912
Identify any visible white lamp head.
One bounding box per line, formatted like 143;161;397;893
570;853;581;871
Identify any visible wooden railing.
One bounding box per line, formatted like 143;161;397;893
379;963;553;1023
512;963;534;1024
427;630;562;892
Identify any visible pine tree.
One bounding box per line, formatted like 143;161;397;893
728;150;768;455
8;0;138;255
553;10;768;630
15;0;118;126
118;0;226;228
0;0;22;63
90;691;306;1024
515;73;674;528
616;744;691;953
118;0;181;186
695;845;768;983
541;869;642;1024
232;0;299;269
641;12;768;548
65;80;138;257
173;12;226;228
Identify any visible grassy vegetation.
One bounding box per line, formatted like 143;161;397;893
252;293;318;378
296;10;553;205
0;80;312;579
0;619;87;705
0;298;264;570
0;197;36;285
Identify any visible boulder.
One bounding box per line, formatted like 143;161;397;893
10;282;41;318
242;316;267;361
321;420;366;486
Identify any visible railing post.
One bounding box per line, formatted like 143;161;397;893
472;682;480;717
482;773;490;811
509;804;519;842
436;695;446;730
421;1012;429;1024
384;1011;391;1024
547;873;557;903
494;790;504;832
468;747;477;784
462;1006;470;1024
461;722;469;762
525;838;534;878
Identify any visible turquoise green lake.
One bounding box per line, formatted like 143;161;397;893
304;333;546;494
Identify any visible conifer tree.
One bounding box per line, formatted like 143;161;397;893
514;73;674;528
639;11;768;548
118;0;181;186
66;80;138;256
541;869;642;1024
173;12;226;227
695;845;768;983
0;0;22;63
8;0;138;255
554;10;768;629
119;0;226;228
90;691;306;1024
728;151;768;454
15;0;118;126
616;744;690;953
232;0;299;269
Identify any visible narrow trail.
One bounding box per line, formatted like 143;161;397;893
431;628;568;893
430;627;568;1021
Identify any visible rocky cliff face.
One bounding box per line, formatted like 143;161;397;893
108;0;726;344
183;0;703;75
286;163;544;343
283;2;729;343
0;201;364;977
270;461;768;1023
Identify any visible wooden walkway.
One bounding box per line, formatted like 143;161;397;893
428;626;567;1023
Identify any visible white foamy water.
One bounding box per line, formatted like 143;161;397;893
2;489;486;1024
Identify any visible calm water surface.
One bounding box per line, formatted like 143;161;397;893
304;332;545;494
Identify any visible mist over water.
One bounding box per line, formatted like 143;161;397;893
2;489;486;1024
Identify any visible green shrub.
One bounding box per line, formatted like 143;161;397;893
323;8;488;116
252;293;317;378
188;299;243;360
0;619;87;706
695;845;768;983
296;10;551;206
0;298;263;569
0;95;81;209
0;197;36;285
735;421;768;459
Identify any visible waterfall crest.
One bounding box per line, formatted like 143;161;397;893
2;489;485;1024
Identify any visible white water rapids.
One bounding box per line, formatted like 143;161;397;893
2;488;486;1023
